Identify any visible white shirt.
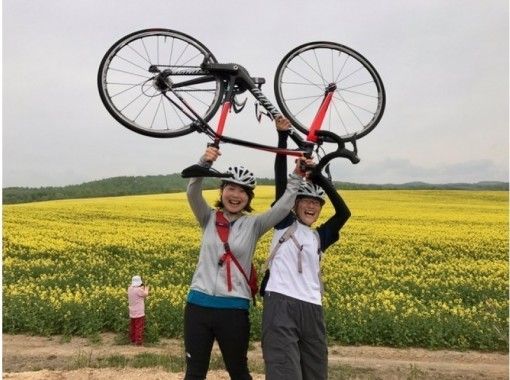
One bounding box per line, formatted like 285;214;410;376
265;222;322;305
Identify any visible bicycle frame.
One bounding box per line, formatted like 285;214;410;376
155;60;360;178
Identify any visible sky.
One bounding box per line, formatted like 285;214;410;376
2;0;509;187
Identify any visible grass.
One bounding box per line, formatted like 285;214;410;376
131;352;185;372
96;354;128;368
9;341;482;379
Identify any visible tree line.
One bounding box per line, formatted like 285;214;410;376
2;175;508;205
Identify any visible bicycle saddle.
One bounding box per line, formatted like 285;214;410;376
181;164;234;179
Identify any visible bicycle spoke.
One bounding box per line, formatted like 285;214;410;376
334;92;366;126
108;67;151;79
336;66;365;85
141;38;152;65
281;81;323;86
297;54;326;87
331;100;349;136
127;44;152;66
161;94;170;130
340;80;375;91
173;44;189;67
312;49;327;87
327;100;332;131
333;93;375;115
331;49;335;84
115;54;151;73
283;94;324;102
339;88;379;99
159;36;163;65
133;95;154;123
120;91;146;112
292;95;322;117
180;90;215;108
334;53;349;84
170;37;176;66
108;80;148;98
150;95;164;129
285;66;324;92
165;93;189;125
180;51;203;67
174;88;217;92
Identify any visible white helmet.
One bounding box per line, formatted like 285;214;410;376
224;166;257;189
297;180;325;204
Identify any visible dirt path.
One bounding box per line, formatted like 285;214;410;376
2;334;508;379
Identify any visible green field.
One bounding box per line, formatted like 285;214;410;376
3;188;508;350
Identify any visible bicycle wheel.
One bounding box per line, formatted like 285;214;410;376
274;42;385;142
98;29;224;138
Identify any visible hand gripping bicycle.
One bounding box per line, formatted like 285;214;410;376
97;29;386;180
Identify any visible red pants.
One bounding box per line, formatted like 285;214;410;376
130;316;145;345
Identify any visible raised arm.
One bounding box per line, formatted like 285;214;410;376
274;116;290;202
254;156;309;235
312;171;351;251
273;117;295;229
186;147;221;228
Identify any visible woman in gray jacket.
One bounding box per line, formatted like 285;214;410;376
184;143;310;380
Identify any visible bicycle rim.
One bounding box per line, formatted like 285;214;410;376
274;42;385;142
98;29;224;138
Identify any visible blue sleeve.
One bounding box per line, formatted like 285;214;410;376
275;212;295;230
317;223;339;252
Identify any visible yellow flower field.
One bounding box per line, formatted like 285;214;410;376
3;188;508;350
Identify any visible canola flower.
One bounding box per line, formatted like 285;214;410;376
3;188;508;350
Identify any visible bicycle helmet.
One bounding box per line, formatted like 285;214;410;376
223;166;257;189
297;180;326;205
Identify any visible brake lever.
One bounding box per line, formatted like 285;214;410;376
255;102;274;122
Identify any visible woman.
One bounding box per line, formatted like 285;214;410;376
127;275;149;346
261;117;351;380
184;141;310;380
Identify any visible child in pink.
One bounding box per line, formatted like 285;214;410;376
127;275;149;345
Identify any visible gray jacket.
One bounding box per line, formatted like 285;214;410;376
187;173;301;299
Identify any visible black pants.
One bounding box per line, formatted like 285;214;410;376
184;302;252;380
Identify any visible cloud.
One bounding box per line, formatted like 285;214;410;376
330;158;509;184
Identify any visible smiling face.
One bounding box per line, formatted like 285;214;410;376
220;183;250;214
295;197;323;226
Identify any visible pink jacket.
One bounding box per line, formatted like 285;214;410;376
127;285;149;318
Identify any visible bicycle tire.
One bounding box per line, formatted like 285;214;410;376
98;29;224;138
274;42;385;142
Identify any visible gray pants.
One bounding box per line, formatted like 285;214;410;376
262;291;328;380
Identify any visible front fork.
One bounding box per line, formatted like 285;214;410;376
307;83;336;143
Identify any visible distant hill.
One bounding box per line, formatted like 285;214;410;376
2;175;508;204
329;180;510;191
2;174;221;205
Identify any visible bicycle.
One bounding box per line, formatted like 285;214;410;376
97;28;385;179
